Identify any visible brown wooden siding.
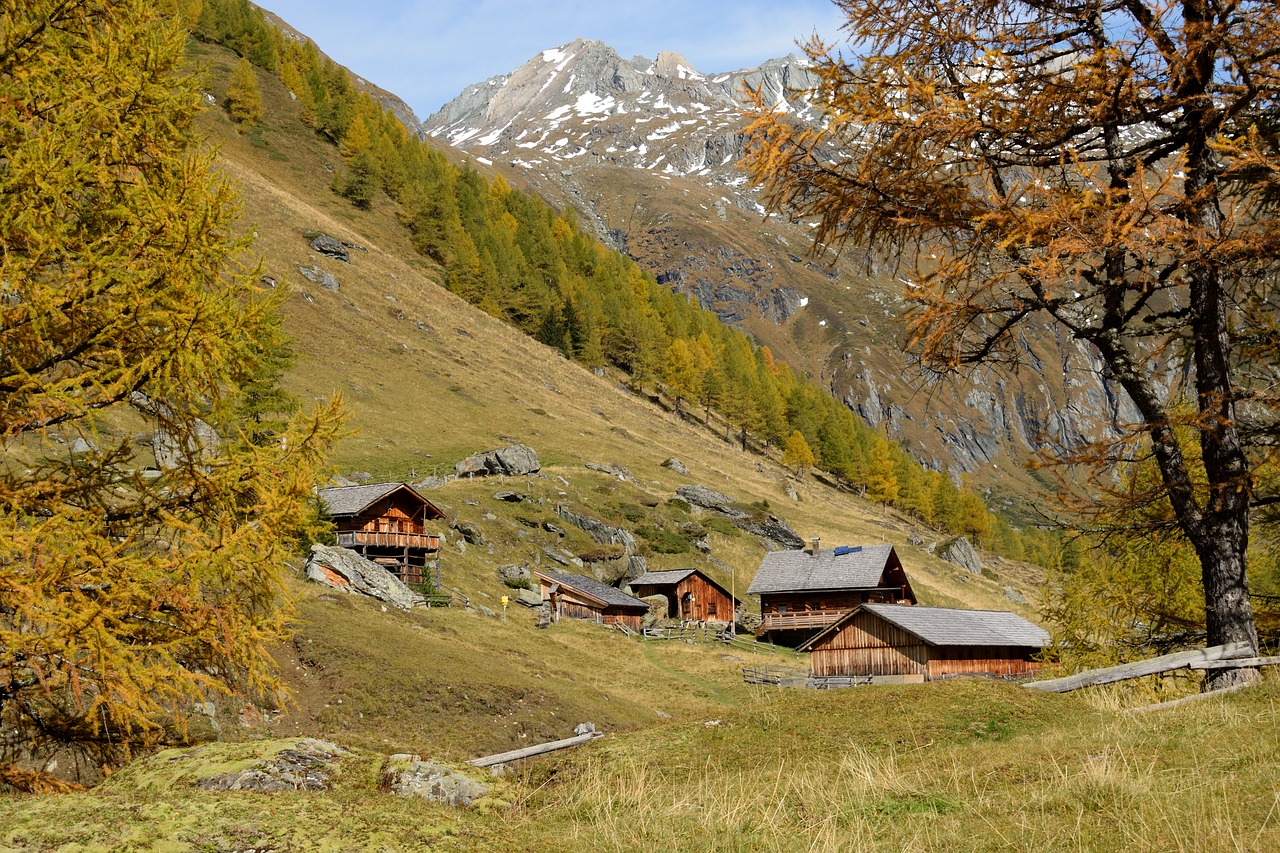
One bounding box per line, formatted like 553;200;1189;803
540;581;646;631
924;647;1042;679
809;611;927;677
809;612;1043;679
673;575;733;622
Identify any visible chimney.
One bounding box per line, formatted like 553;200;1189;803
810;537;821;556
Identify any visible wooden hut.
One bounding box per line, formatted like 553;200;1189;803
629;568;739;623
797;604;1049;682
533;569;650;631
746;542;916;642
318;483;445;586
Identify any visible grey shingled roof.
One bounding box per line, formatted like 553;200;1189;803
318;483;404;517
862;604;1049;647
747;544;897;594
317;482;443;519
629;569;697;586
537;570;650;611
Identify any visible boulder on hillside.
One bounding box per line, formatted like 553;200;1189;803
452;520;486;546
940;536;983;575
379;756;490;807
496;563;531;587
309;233;350;263
191;738;348;793
514;588;543;608
662;457;689;475
676;485;747;519
585;461;631;480
455;444;541;477
305;544;424;610
738;514;805;550
557;505;637;553
297;265;340;291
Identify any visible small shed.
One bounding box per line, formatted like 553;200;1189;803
747;542;916;641
533;569;650;631
318;482;445;586
798;603;1049;682
629;568;739;623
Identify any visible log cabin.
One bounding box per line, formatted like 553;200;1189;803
533;569;650;631
628;568;739;624
746;541;916;643
797;603;1049;682
318;483;445;586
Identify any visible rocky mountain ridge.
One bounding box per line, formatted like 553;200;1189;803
420;39;1134;503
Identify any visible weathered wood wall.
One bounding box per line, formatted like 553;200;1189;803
809;611;927;677
809;612;1041;679
674;574;733;622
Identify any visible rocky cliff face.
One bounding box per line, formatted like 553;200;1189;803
425;41;1136;496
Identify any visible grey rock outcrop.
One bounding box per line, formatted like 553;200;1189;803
456;444;541;476
662;457;689;475
309;234;350;262
493;490;527;502
298;265;340;291
192;739;348;792
379;756;489;807
496;563;531;587
452;520;486;546
585;462;631;480
675;485;745;518
305;544;424;610
515;588;543;608
940;536;983;575
557;505;638;553
738;514;805;550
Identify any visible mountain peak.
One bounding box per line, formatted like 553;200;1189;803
653;50;703;81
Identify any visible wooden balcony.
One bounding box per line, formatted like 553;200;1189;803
759;610;844;633
337;531;440;550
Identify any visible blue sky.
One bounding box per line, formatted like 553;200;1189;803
260;1;845;118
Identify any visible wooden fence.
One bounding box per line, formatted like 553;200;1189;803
742;663;811;687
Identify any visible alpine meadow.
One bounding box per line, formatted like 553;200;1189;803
2;0;1280;850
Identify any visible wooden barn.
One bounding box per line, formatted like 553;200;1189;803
628;568;739;623
533;569;650;631
318;483;445;586
798;604;1049;682
746;541;916;642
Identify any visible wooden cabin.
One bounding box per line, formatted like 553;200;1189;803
318;483;445;586
798;604;1049;682
746;541;916;643
533;569;650;631
629;568;739;624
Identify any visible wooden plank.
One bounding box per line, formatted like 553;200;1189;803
1125;683;1253;713
467;731;603;767
1025;642;1254;693
1188;656;1280;670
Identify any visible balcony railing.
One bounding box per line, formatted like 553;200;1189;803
759;610;844;632
337;531;440;550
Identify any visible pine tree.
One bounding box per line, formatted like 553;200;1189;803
782;431;816;477
225;56;262;124
0;0;342;784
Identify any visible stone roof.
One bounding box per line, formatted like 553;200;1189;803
317;483;443;519
536;570;650;611
747;544;898;595
801;604;1049;651
629;569;697;586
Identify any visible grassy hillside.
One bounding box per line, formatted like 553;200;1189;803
2;29;1277;853
5;676;1279;851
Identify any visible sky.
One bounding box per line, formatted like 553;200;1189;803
259;0;847;119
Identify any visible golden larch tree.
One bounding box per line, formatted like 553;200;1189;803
743;0;1280;687
0;0;342;783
